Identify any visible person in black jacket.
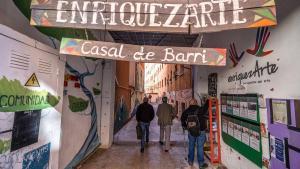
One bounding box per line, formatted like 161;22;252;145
181;98;209;169
136;97;155;153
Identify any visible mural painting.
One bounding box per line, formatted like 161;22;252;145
0;26;64;169
114;96;129;134
0;76;60;112
62;57;102;168
247;27;273;57
22;143;50;169
229;43;245;67
228;27;274;67
0;76;60;169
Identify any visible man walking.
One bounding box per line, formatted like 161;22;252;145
181;98;209;169
136;97;155;153
156;97;175;152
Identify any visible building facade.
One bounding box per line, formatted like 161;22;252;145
145;63;192;117
114;61;144;133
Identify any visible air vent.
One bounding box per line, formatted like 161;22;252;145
9;50;30;70
38;58;52;74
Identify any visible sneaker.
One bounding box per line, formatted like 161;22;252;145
140;148;144;153
199;163;208;169
159;141;164;145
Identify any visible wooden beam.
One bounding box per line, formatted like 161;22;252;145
30;0;277;33
59;38;227;66
30;0;275;14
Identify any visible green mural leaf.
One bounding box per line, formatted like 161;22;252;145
68;95;89;112
92;88;101;96
0;76;60;112
0;139;11;154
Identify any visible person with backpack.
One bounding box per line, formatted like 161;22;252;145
181;98;209;169
156;96;176;152
136;97;155;153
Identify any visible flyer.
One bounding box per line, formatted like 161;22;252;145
222;104;227;113
270;135;276;158
227;96;233;114
240;101;248;118
233;99;240;116
222;119;228;133
247;102;258;121
275;138;285;162
272;100;288;125
228;121;234;136
221;95;227;113
250;130;260;152
241;127;250;146
233;124;242;141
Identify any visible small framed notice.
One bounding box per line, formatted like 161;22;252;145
271;100;289;125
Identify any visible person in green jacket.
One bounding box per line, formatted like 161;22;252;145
156;96;176;152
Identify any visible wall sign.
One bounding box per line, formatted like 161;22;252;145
60;38;227;66
208;73;218;97
25;73;40;87
0;76;60;112
30;0;277;33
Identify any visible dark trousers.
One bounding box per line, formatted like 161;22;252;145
140;122;150;149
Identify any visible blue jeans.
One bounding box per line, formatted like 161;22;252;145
188;131;206;166
140;122;150;149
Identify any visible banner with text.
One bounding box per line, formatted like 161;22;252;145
30;0;277;33
60;38;227;66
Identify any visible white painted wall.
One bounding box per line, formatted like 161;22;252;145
193;1;300;168
59;56;103;169
0;24;65;169
100;61;116;149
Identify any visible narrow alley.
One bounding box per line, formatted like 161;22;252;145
80;104;214;169
1;1;300;169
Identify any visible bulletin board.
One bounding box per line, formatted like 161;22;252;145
221;94;262;167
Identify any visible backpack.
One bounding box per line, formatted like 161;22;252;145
186;108;201;137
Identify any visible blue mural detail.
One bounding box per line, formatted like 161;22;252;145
65;62;100;169
22;143;50;169
114;96;129;133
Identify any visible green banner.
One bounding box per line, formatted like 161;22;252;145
0;76;60;112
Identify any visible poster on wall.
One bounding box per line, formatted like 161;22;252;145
228;121;234;136
242;126;250;146
275;138;285;163
247;97;258;121
22;143;51;169
222;118;228;133
227;95;233;114
270;135;276;158
221;95;227;113
233;96;240;116
271;100;288;125
250;130;260;152
233;124;242;141
208;73;218;97
240;97;248;118
270;135;286;163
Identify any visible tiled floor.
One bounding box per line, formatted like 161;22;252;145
80;104;218;169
